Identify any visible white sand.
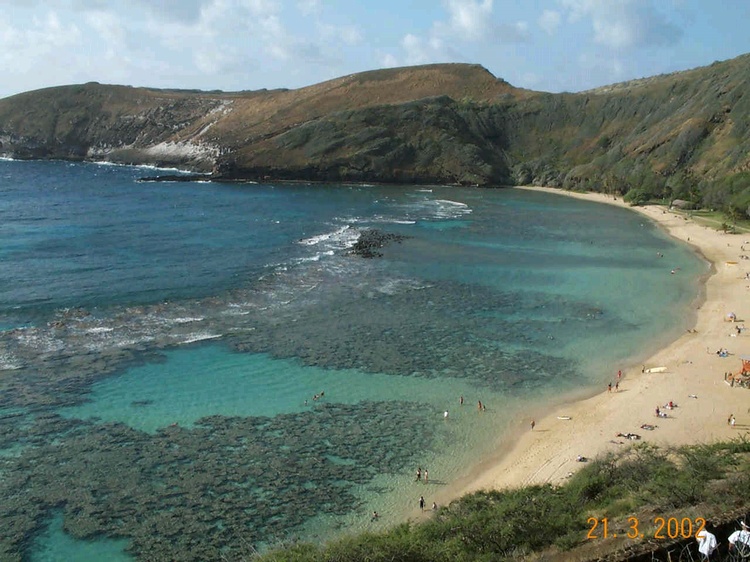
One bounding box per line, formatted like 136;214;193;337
433;186;750;502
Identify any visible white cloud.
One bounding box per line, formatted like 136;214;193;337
383;0;528;70
379;52;399;69
84;9;126;47
539;9;561;35
577;50;626;82
443;0;493;37
318;22;362;46
401;33;431;66
297;0;320;16
558;0;682;50
0;11;82;74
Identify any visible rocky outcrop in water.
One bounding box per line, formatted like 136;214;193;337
348;229;409;258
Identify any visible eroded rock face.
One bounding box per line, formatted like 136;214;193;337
0;84;229;171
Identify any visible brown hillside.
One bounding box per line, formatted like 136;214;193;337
205;63;530;146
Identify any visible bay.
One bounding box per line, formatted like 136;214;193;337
0;159;705;561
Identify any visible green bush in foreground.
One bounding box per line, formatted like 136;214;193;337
256;438;750;562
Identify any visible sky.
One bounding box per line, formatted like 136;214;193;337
1;0;749;100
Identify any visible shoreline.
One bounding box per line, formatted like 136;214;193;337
432;185;750;506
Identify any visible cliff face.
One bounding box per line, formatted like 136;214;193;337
0;64;522;181
1;56;750;210
0;83;235;171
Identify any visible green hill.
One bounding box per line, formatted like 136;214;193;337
1;56;750;217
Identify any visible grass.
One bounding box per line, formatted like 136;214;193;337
669;208;750;233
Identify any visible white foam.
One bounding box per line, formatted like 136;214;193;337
179;334;223;345
376;278;431;295
85;327;114;334
416;198;473;220
294;250;335;263
170;317;205;324
435;199;469;208
381;218;416;225
0;353;21;370
91;161;192;174
298;225;352;246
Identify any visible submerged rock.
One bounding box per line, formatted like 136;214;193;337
0;402;437;561
348;229;409;258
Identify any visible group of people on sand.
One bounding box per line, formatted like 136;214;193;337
418;495;438;512
655;401;677;418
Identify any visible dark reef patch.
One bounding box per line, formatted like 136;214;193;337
0;402;437;561
348;229;409;258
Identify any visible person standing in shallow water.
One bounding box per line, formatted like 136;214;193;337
419;496;425;511
415;467;421;481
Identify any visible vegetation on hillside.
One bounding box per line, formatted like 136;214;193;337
252;438;750;561
1;56;750;218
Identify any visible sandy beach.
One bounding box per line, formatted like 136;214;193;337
436;186;750;503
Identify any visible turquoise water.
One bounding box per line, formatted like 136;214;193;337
29;512;132;562
59;344;493;434
0;160;706;561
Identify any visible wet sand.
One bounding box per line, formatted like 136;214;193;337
434;186;750;503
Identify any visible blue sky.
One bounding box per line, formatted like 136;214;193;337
1;0;749;99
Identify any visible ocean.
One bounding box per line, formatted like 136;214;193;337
0;159;706;561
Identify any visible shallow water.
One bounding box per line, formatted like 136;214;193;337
0;160;706;561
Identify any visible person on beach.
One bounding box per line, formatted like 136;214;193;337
617;369;622;380
656;406;661;417
731;415;736;429
416;467;421;481
424;469;428;483
432;501;438;510
530;420;536;431
728;414;734;425
371;511;379;522
615;381;619;392
419;496;425;511
460;395;464;406
608;382;612;393
477;400;483;412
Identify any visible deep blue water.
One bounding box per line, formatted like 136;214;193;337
0;159;705;561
